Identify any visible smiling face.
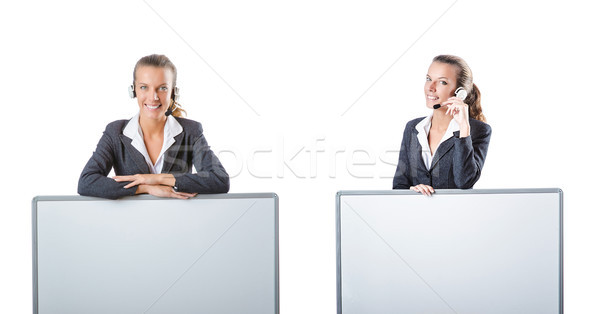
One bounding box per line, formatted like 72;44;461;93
424;61;459;109
134;66;174;121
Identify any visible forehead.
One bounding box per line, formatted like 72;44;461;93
135;66;174;84
427;62;459;80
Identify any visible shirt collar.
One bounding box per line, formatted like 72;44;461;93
414;112;461;159
164;114;184;139
123;113;183;140
122;113;184;171
415;112;460;136
415;112;434;135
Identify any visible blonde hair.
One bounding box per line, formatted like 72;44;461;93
133;54;187;117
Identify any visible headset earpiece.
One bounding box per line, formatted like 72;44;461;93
166;87;180;116
455;87;467;101
172;87;180;102
128;85;136;98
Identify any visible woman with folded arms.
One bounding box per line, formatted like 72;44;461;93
78;54;229;199
393;55;491;195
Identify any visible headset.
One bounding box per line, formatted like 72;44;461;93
433;87;468;109
454;87;467;101
129;85;180;116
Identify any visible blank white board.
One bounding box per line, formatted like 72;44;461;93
32;194;278;314
336;189;562;314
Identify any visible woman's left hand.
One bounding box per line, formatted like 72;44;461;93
442;96;470;137
114;174;164;189
442;97;469;124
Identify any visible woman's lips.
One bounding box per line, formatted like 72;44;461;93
145;103;162;110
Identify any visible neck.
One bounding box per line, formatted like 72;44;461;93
139;115;166;137
431;109;453;132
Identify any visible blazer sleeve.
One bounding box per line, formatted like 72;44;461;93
392;121;414;189
77;123;137;199
172;130;230;194
452;121;492;189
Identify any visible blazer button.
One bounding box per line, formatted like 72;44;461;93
425;172;430;178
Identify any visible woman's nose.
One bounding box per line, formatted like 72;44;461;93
153;92;159;100
428;81;436;92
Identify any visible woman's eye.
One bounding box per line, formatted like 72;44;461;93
140;86;147;90
159;86;168;91
440;81;447;85
425;77;431;81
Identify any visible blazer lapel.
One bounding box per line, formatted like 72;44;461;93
430;131;460;170
119;134;150;174
411;129;428;170
161;134;183;173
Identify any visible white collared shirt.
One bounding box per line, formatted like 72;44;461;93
122;113;183;174
415;113;460;170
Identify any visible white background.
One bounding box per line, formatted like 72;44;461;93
1;0;598;313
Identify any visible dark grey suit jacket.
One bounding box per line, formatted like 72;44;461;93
78;117;230;199
393;117;491;189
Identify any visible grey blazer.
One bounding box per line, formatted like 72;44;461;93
78;117;230;199
392;117;491;189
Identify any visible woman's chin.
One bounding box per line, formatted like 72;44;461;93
140;110;166;120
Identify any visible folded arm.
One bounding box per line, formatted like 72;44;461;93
172;134;230;194
78;131;137;200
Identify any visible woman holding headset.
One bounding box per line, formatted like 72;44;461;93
393;55;491;195
78;54;229;199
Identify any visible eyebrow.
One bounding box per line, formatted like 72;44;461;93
136;82;169;86
427;74;449;80
438;77;448;80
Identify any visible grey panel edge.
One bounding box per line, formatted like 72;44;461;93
274;194;280;314
337;188;563;196
335;192;342;314
559;190;564;314
32;193;278;202
31;198;38;314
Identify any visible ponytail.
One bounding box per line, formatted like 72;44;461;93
169;99;187;118
466;83;485;123
171;103;187;118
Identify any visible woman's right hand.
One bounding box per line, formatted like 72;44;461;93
136;184;197;199
410;184;435;196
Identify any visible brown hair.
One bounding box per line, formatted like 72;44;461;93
133;54;186;117
432;55;485;122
